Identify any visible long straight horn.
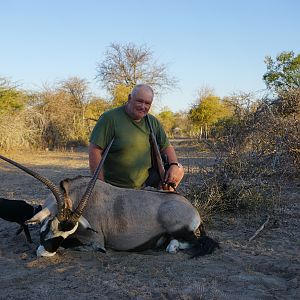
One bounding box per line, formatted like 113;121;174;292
0;155;64;211
70;137;114;222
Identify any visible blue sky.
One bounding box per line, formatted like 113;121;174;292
1;0;299;112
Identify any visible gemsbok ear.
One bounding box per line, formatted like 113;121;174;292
25;207;51;224
78;216;97;232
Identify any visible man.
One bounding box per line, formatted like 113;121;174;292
89;84;184;190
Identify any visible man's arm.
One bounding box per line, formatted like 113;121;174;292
161;145;184;188
89;143;104;181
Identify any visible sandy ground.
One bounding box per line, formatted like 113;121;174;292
0;141;299;299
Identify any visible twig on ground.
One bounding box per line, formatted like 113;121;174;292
248;215;270;242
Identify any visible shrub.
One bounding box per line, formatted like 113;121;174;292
186;89;299;219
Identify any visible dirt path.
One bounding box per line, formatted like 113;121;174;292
0;145;299;299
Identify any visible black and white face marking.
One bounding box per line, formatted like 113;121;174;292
37;217;79;257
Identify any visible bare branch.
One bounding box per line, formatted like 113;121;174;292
248;215;270;242
96;42;177;96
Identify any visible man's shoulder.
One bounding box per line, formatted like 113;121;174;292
100;106;126;122
103;106;125;117
147;114;162;127
147;113;158;122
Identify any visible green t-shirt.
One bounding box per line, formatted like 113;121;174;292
89;106;170;189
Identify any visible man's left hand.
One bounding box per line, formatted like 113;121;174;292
164;164;184;191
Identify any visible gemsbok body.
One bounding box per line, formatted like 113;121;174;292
0;154;219;258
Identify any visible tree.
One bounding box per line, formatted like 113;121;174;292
85;97;111;121
0;77;27;115
111;84;131;107
0;78;45;150
156;107;176;136
223;92;257;121
96;42;177;96
59;77;90;106
189;90;232;139
58;76;91;126
32;78;94;149
263;51;300;93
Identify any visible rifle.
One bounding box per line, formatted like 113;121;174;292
146;115;175;191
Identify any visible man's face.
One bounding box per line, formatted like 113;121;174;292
127;88;153;121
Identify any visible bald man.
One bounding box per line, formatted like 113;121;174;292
89;84;184;190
